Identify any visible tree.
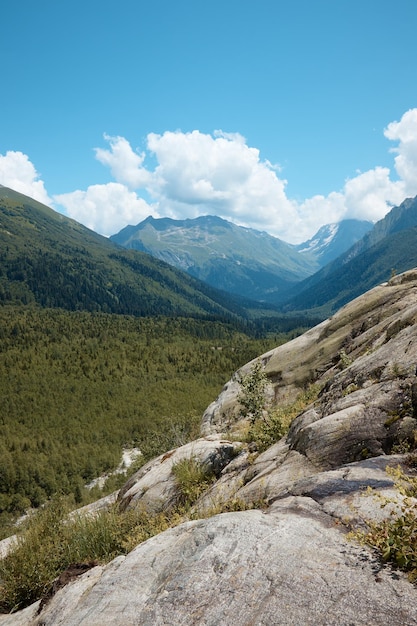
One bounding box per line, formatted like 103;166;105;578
237;360;269;424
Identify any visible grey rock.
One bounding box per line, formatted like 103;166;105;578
7;503;417;626
118;437;240;513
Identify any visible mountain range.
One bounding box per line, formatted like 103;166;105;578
293;218;373;266
110;215;373;304
2;183;417;323
111;196;417;316
284;195;417;315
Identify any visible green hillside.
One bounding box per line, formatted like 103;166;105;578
0;187;319;533
0;306;289;534
0;187;250;319
284;227;417;316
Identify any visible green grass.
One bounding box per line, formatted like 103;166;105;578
353;463;417;582
0;461;263;614
172;456;217;507
0;496;174;613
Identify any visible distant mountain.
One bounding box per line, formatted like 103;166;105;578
111;215;318;304
283;195;417;316
295;219;373;267
111;215;375;305
0;186;257;320
339;196;417;264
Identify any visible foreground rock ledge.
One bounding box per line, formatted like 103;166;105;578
2;499;417;626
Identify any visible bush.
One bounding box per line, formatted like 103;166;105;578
246;383;320;452
354;465;417;582
237;360;269;424
172;457;216;508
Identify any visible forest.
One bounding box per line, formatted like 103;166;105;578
0;305;304;536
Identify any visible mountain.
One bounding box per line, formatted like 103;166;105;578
111;215;318;304
4;268;417;624
283;195;417;315
111;215;375;305
294;218;373;267
0;186;256;320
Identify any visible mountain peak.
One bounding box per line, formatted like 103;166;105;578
111;215;317;304
296;219;373;267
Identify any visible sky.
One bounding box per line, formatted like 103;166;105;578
1;0;417;244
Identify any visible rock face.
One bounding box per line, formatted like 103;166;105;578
5;501;417;626
3;269;417;625
118;437;241;513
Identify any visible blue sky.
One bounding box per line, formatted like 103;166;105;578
1;0;417;243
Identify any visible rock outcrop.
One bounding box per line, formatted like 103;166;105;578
2;270;417;625
4;500;417;626
118;437;241;513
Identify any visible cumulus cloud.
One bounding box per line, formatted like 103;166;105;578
94;130;299;239
384;108;417;197
90;123;415;242
343;167;405;220
54;183;156;237
147;130;297;230
0;150;52;206
94;135;151;189
3;109;417;243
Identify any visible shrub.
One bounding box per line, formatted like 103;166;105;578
237;360;269;424
172;457;216;508
248;384;321;452
354;465;417;582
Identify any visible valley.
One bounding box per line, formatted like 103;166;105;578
2;186;417;622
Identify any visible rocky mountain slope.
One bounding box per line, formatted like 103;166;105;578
111;215;373;305
285;195;417;315
3;269;417;624
111;214;318;304
294;218;373;266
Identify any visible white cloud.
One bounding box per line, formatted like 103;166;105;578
54;183;156;237
292;167;405;242
97;130;299;239
3;108;417;243
94;135;151;189
343;167;405;220
0;151;52;206
384;108;417;197
94;127;411;242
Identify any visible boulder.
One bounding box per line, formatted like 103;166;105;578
118;437;240;513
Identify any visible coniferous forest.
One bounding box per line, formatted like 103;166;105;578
0;305;302;535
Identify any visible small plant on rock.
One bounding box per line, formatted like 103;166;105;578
237;360;270;424
172;457;216;508
237;360;320;452
354;465;417;582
